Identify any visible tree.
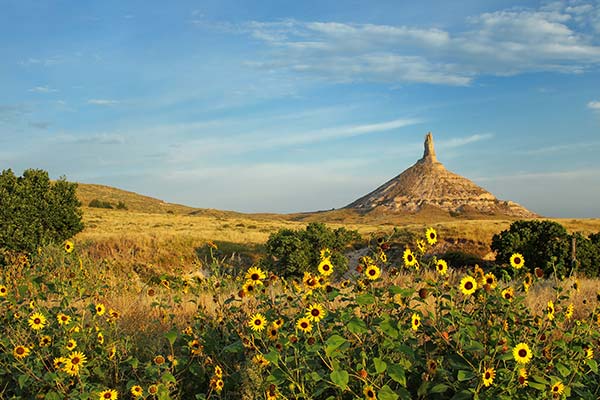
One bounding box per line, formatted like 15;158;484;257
0;169;83;255
491;220;570;276
263;222;361;277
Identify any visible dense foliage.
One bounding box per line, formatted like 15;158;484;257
0;169;83;255
262;222;361;277
491;220;600;277
1;231;598;399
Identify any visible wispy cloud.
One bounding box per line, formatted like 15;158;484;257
54;133;126;145
439;133;494;148
166;117;421;163
87;99;120;106
213;3;600;86
29;86;58;93
588;100;600;110
520;141;600;155
475;168;600;182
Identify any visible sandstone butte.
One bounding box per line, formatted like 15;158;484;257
345;133;537;218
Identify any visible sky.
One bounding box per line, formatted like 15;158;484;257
1;0;600;217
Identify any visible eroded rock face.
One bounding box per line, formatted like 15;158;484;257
346;133;537;217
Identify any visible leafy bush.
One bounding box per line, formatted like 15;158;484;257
263;222;361;277
571;232;600;278
116;201;127;210
0;169;83;255
89;199;113;209
491;220;570;277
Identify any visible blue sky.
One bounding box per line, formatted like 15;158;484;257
1;0;600;217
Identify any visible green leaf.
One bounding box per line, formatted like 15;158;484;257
264;350;279;365
379;319;398;339
430;384;450;394
356;293;375;305
378;385;399;400
45;392;61;400
162;372;176;384
330;369;349;389
531;375;549;385
387;364;407;387
457;370;475;381
464;341;484;352
347;317;368;334
374;357;387;374
555;363;570;378
17;374;28;389
586;359;598;373
165;329;178;346
450;390;473;400
528;381;546;391
325;334;347;356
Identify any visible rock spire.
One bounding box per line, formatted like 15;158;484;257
345;132;537;217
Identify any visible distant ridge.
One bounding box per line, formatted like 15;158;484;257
345;133;537;218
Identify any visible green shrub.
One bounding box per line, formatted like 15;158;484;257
0;168;83;255
491;220;570;277
263;222;361;277
89;199;113;209
571;232;600;277
116;201;127;210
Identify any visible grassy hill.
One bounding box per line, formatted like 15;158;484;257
74;182;600;270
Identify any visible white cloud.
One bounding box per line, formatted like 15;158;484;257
439;133;494;148
225;2;600;86
28;86;58;93
588;100;600;110
87;99;120;106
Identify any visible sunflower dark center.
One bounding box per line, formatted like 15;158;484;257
301;322;308;328
254;319;262;326
518;349;527;357
72;357;80;365
323;264;330;270
430;233;435;239
408;255;413;261
16;347;24;354
368;269;376;276
367;390;374;397
465;282;473;290
485;371;491;379
514;257;521;264
251;273;259;280
311;309;320;316
103;394;111;399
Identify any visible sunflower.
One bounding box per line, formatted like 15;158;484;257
188;339;203;355
425;227;437;245
65;351;87;376
363;385;377;400
317;258;334;277
148;385;158;395
296;317;313;333
214;365;223;378
267;325;279;341
482;367;495;387
483;273;497;290
510;253;525;269
459;276;477;296
403;248;417;267
513;343;533;364
245;267;267;283
248;313;267;332
0;284;7;297
306;304;326;322
274;318;284;328
416;239;426;254
365;264;381;280
130;385;143;398
97;332;104;345
13;345;30;359
585;346;594;360
550;381;565;396
518;368;528;387
320;248;332;260
242;280;262;296
95;303;106;316
108;309;120;320
547;300;555;321
57;313;71;325
40;335;52;347
98;389;118;400
28;312;46;330
501;287;514;301
210;377;224;393
154;355;165;365
66;339;77;351
53;357;68;369
302;272;321;289
436;259;448;276
252;354;270;367
64;240;74;253
411;313;421;331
